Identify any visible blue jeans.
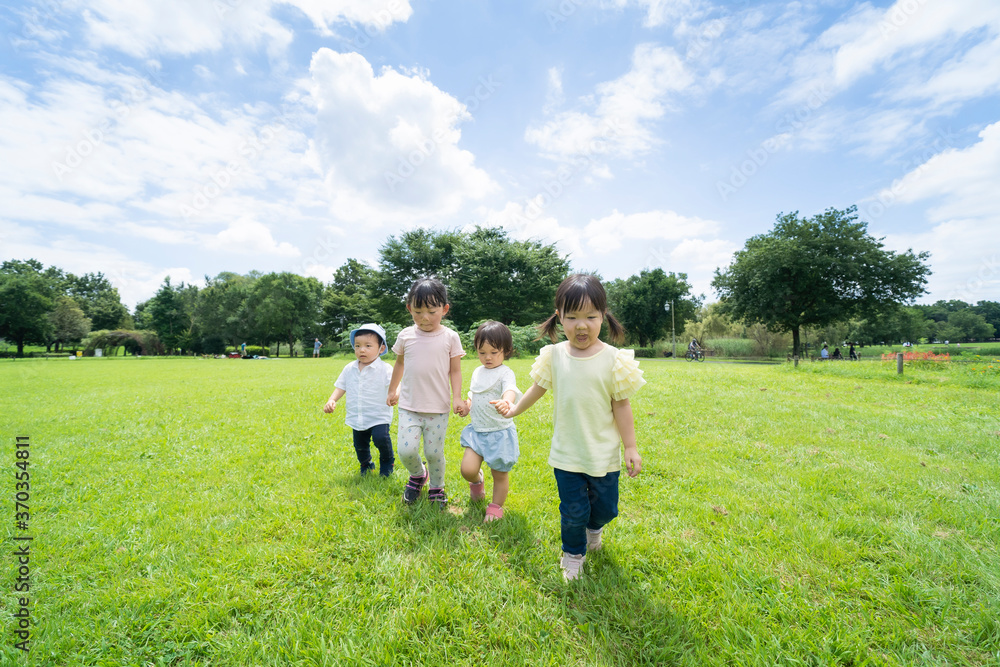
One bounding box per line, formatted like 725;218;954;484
352;424;394;476
553;468;620;556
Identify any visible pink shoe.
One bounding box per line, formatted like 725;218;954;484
484;503;504;522
469;471;486;502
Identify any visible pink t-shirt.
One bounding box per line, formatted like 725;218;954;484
392;325;465;413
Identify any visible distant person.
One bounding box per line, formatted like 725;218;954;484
832;347;842;360
323;324;394;476
241;342;246;357
495;274;645;582
688;338;701;353
459;321;522;522
387;278;467;509
313;338;323;358
849;343;857;361
820;344;829;360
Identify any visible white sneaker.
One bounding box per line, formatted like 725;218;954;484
560;552;586;581
586;528;603;552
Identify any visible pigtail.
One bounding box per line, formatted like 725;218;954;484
537;313;561;343
604;310;626;345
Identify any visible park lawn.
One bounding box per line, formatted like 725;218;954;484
1;356;998;666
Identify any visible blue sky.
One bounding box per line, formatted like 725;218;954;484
1;0;998;308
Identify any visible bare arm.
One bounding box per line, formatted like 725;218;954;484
612;397;641;477
493;382;546;418
323;387;346;413
450;355;467;416
387;353;403;406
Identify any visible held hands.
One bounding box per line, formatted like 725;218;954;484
453;398;469;417
623;446;642;478
386;387;400;407
490;399;513;417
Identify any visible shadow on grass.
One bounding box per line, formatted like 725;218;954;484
555;550;697;665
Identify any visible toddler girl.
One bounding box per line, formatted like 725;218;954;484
495;274;645;580
459;321;521;522
387;278;468;508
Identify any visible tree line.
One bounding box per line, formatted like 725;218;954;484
1;227;700;357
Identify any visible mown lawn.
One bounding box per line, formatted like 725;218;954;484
1;356;998;666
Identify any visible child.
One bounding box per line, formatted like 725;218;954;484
323;323;395;476
460;321;522;522
495;274;645;581
387;278;468;507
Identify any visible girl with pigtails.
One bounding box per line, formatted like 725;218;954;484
494;274;645;581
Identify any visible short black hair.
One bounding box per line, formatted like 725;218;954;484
474;321;513;359
406;277;449;309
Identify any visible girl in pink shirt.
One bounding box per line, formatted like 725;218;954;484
387;278;467;508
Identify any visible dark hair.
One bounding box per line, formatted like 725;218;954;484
538;273;625;344
406;277;449;309
353;331;383;347
474;321;513;359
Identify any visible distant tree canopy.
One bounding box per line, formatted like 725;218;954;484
607;269;699;348
712;206;931;357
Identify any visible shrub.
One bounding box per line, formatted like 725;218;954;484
631;347;657;358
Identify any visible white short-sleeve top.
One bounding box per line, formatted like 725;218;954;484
530;342;645;476
467;365;521;433
333;357;394;430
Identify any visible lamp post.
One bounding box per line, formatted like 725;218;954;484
664;299;675;358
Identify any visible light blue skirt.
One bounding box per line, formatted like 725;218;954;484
460;424;519;473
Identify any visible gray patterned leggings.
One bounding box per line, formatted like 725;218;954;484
397;409;449;488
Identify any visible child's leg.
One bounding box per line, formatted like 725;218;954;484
351;428;373;468
460;448;484;483
586;471;620;531
489;469;509;507
553;469;590;556
371;423;394;475
396;409;426;477
420;412;449;488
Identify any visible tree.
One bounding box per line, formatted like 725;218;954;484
249;273;323;356
848;306;931;345
146;277;194;353
321;259;377;341
946;309;995;342
607;269;697;347
972;300;1000;337
712;206;931;357
65;272;129;330
195;272;257;348
373;229;463;323
48;296;92;351
0;271;54;356
449;227;570;330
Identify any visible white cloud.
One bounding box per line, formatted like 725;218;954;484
583;209;719;253
308;48;497;224
71;0;414;58
208;218;300;258
470;199;584;261
525;43;692;160
877;121;1000;302
667;238;739;298
599;0;697;29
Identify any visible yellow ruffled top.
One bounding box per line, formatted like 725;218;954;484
528;342;645;476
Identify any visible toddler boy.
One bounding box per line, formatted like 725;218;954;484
323;323;395;476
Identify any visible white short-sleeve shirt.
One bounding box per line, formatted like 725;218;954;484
467;365;521;432
334;357;394;430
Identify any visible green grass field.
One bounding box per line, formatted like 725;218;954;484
2;356;999;666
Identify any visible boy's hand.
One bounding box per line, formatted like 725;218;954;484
623;446;642;478
453;398;469;417
490;399;512;417
323;399;337;413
